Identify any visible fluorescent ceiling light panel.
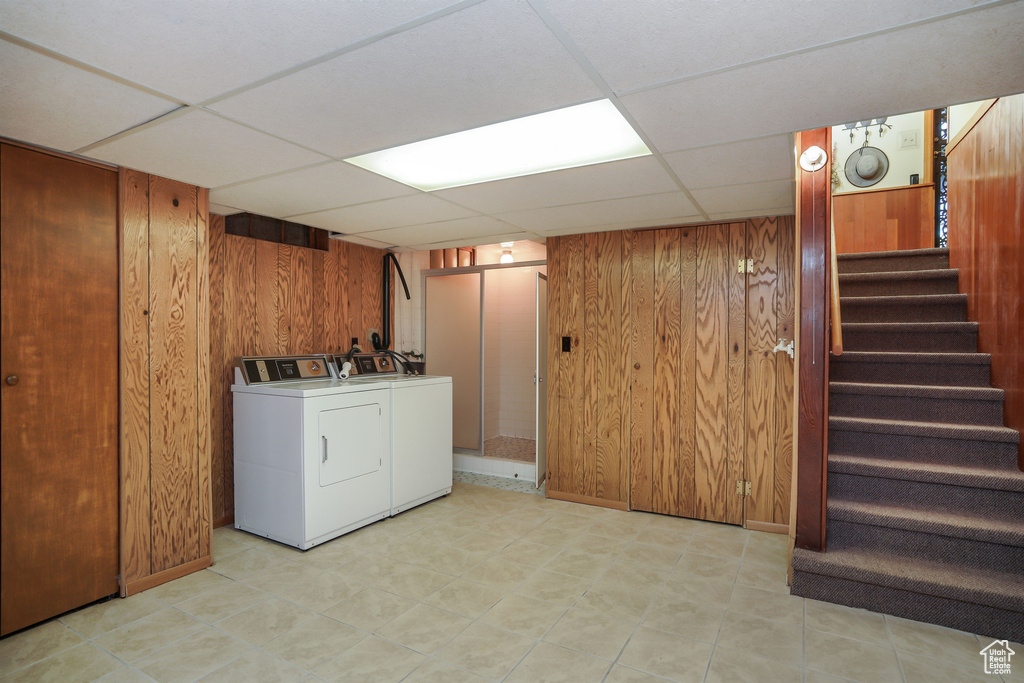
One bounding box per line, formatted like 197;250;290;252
344;100;651;191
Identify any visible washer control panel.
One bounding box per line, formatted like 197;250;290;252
238;355;332;384
348;352;398;376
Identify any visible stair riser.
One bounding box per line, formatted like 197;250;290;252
825;519;1024;573
837;254;950;274
830;359;990;386
829;430;1019;470
841;300;967;323
828;473;1024;529
829;391;1004;426
842;328;977;352
840;277;959;297
791;571;1024;642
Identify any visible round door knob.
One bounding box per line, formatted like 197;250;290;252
5;375;18;386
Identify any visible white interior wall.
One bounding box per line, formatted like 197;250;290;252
948;100;991;142
831;111;927;194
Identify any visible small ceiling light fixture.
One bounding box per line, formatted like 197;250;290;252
500;241;514;264
799;145;828;172
344;100;651;191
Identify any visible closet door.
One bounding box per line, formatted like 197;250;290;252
1;145;119;635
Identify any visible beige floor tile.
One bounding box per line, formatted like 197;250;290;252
673;551;740;581
445;510;499;530
493;540;563;568
715;612;803;666
644;514;700;533
414;545;489;576
618;626;713;682
414;523;474;546
804;628;902;683
314;635;425;683
135;628;250;683
642;597;724;643
543;608;635;660
542;514;596;533
522;524;586;547
599;561;668;593
740;542;789;569
705;645;802;683
506;641;612;682
248;538;307;561
211;533;249;561
887;614;988;670
475;516;542;538
294;538;366;571
381;511;434;536
373;564;454;600
2;642;122;683
566;534;628;558
0;621;85;677
322;587;415;631
604;664;667;682
378;535;444;564
403;658;488;682
543;548;613;581
436;621;535;679
463;557;534;591
60;594;168;640
144;569;233;605
621;542;682;570
209;547;285;581
176;582;267;623
804;599;890;647
734;560;789;594
695;522;750;543
899;650;993;683
241;560;322;595
216;597;314;646
277;571;364;611
726;584;804;626
686;534;746;560
93;608;204;661
450;531;513;555
575;581;654;623
515;569;591;606
803;672;854;683
633;527;693;550
262;615;365;670
588;519;643;542
375;603;471;654
420;577;506;619
95;667;154;682
479;594;566;638
658;573;734;608
334;553;408;585
199;648;304;683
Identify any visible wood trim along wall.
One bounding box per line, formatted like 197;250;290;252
0;136;119;171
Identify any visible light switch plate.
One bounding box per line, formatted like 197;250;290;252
899;130;919;149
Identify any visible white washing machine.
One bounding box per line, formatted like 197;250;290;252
232;355;392;549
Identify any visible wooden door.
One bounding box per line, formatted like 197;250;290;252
1;145;119;635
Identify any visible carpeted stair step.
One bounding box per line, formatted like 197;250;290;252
840;293;967;323
829;351;990;386
791;547;1024;641
836;247;949;274
841;321;978;353
830;427;1020;471
838;268;960;297
829;453;1024;493
829;382;1004;426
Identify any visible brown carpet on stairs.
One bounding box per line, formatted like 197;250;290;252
790;247;1024;642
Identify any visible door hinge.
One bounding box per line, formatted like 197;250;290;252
737;258;754;274
736;480;752;496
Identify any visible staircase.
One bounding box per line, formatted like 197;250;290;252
791;247;1024;641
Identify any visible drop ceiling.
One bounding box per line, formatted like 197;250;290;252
2;0;1022;250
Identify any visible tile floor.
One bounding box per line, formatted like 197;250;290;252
483;437;536;463
453;471;544;496
1;482;1019;682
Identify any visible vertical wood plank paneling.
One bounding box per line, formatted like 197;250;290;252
630;230;655;511
277;245;293;353
595;231;622;501
619;231;633;505
118;168;151;585
727;222;747;525
361;246;381;344
695;224;729;521
254;240;279;355
774;217;796;525
288;245;314;354
148;176;198;573
583;233;600;499
652;229;681;515
745;217;779;524
562;234;586;497
312;249;326;352
545;237;562;490
208;214;225;523
347;243;364;346
195;188;211;558
833;185;935;254
678;227;697;518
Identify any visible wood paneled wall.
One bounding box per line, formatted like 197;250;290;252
119;169;212;595
833;184;935;254
546;218;795;527
947;94;1024;468
208;221;390;525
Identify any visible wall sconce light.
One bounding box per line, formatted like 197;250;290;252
500;241;514;264
799;145;828;172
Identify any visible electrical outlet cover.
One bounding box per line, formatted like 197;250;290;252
899;130;919;149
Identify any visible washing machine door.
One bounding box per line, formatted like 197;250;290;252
318;403;382;486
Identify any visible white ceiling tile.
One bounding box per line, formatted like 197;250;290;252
543;0;994;92
497;192;698;233
434;156;678;214
86;109;327;188
358;216;521;247
621;3;1024;152
209;203;244;216
707;209;796;222
0;40;177;152
411;232;541;251
332;234;394;249
288;194;477;234
210;0;601;157
690;180;795;215
210;162;417;218
0;0;465;102
664;135;795;189
539;215;704;236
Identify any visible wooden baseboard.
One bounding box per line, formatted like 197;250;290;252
122;556;212;597
546;489;629;511
746;520;789;535
213;515;234;529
